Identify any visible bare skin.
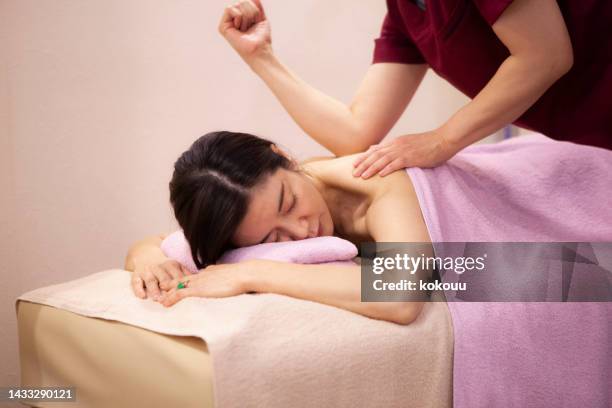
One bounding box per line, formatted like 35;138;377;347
220;0;573;173
125;145;431;324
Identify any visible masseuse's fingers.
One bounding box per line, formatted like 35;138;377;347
353;145;378;167
233;2;252;32
250;0;266;20
218;6;235;35
360;154;395;179
237;0;265;20
352;147;392;178
229;6;242;30
378;157;405;177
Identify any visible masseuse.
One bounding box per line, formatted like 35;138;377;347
219;0;611;178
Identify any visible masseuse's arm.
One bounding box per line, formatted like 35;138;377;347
219;0;427;156
441;0;573;150
352;0;575;176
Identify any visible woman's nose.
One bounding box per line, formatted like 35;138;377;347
282;217;310;241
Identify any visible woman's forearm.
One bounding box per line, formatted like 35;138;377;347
124;235;167;271
247;50;364;155
245;260;421;325
441;54;571;151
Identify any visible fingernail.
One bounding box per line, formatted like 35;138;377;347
153;295;159;301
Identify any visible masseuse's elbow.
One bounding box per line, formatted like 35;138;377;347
551;48;574;77
531;45;574;79
336;130;385;156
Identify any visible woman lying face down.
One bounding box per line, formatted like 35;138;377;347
168;131;430;268
125;129;612;321
125;130;431;325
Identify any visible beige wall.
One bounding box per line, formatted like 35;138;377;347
1;0;479;391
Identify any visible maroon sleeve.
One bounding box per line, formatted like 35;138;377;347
372;12;426;64
471;0;515;25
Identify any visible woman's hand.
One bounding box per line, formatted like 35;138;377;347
351;129;457;178
157;259;267;307
131;256;193;302
218;0;271;62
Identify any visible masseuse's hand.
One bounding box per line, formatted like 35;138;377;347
352;129;457;178
132;256;193;302
158;260;265;307
218;0;271;61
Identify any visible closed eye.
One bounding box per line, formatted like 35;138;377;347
287;193;297;213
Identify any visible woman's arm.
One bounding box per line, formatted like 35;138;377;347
219;0;427;156
125;233;192;300
124;234;167;271
246;261;419;325
160;259;419;325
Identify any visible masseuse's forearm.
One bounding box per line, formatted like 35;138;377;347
247;49;366;156
440;54;571;150
246;261;420;325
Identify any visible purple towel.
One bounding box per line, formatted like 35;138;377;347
405;133;612;407
160;232;358;274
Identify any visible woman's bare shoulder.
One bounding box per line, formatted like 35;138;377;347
303;154;414;197
299;155;336;165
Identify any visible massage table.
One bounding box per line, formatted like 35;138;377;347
15;243;454;408
17;300;214;408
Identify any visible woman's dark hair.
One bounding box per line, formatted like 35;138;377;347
169;131;293;269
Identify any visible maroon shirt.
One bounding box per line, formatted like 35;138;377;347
373;0;612;150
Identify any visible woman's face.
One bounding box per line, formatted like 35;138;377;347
231;167;334;247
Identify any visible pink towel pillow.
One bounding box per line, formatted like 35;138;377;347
160;230;358;273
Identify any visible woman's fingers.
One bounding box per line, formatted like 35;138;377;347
160;274;192;291
151;262;184;300
140;267;161;300
159;288;178;307
161;260;187;281
160;286;198;307
131;274;147;299
145;265;172;300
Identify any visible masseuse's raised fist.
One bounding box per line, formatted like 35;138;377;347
218;0;271;60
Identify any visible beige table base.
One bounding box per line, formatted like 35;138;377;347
17;300;214;408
